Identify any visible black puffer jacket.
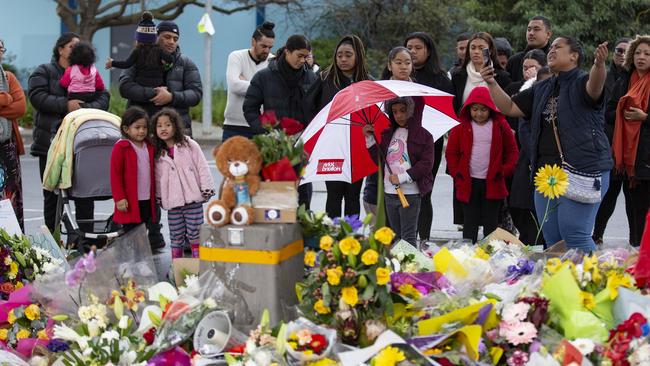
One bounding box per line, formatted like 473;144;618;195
119;48;202;130
606;71;650;180
243;58;317;135
28;59;110;157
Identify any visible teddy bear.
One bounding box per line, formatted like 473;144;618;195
206;136;262;227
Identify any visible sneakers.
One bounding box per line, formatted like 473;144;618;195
171;247;184;259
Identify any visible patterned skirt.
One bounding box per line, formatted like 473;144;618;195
0;137;23;231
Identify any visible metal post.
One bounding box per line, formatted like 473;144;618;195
202;0;213;135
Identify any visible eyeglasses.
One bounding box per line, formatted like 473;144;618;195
614;47;626;55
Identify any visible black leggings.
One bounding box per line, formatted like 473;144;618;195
417;139;444;240
593;173;632;240
325;180;363;218
462;179;502;243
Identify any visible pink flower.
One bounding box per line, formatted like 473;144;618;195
507;350;529;366
501;302;530;323
503;321;537;346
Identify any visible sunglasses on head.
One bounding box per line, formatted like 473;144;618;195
614;47;626;55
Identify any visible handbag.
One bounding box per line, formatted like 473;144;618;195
549;107;602;204
0;70;12;143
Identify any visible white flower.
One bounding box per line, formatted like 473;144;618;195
100;330;120;342
29;355;49;366
403;262;420;273
395;252;405;261
87;320;100;337
245;339;257;353
53;323;82;342
365;320;386;342
119;350;137;365
251;349;272;366
147;282;178;303
570;338;595;356
4;257;11;266
203;298;217;309
118;315;129;330
630;344;650;365
77;336;90;351
323;217;334;227
179;275;201;297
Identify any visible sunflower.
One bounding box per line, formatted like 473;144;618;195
534;164;569;199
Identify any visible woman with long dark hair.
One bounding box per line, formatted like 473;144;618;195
28;33;110;242
404;32;453;241
608;35;650;246
309;35;370;218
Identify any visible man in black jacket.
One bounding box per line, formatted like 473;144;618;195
119;20;202;136
29;33;111;244
506;16;552;82
119;21;202;252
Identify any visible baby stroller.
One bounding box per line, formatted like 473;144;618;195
53;112;123;251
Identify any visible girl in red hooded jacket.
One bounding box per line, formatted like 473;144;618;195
110;107;157;243
446;86;519;243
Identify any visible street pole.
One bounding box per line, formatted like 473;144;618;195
202;0;213;135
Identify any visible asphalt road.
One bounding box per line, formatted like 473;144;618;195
19;144;632;248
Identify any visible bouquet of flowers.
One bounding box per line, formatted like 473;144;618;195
298;224;396;347
225;310;287;366
284;319;336;362
253;110;306;181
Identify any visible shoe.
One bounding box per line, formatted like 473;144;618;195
191;243;200;258
171;247;184;259
593;236;603;246
457;225;464;231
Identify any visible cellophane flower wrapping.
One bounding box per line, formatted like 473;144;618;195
30;225;158;319
284;318;337;362
151;270;222;352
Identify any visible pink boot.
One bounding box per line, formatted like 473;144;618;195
191;243;200;259
171;247;184;259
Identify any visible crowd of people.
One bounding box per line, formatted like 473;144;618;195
0;12;648;255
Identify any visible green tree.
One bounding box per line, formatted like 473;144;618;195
461;0;650;59
308;0;462;77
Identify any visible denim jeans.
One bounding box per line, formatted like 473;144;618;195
385;193;421;246
534;170;610;253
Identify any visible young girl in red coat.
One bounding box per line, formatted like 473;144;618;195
446;86;519;243
110;107;157;246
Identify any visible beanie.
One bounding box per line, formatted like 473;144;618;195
157;20;180;36
135;12;157;44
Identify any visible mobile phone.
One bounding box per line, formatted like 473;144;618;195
482;48;491;67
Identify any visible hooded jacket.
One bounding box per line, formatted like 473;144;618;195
243;57;317;135
446;87;519;203
368;96;434;196
28;59;110;157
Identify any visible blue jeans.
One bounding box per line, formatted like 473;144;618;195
534;170;610;253
385;193;421;246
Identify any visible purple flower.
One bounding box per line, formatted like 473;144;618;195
65;252;97;286
334;215;363;232
65;269;83;286
47;339;70;352
506;259;534;283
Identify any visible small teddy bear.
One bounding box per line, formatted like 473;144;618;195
206;136;262;227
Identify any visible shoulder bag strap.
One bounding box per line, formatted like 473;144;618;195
549;100;566;165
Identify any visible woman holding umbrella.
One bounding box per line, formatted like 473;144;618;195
308;35;371;219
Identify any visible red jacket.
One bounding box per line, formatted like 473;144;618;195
445;87;519;203
110;139;156;224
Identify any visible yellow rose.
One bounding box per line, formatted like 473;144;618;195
25;304;41;321
339;237;361;256
37;329;49;340
0;329;7;341
7;309;17;324
8;262;18;279
376;267;391;286
374;227;395;245
361;249;379;266
304;250;317;267
341;286;358;307
326;266;343;286
16;329;31;340
314;299;331;314
320;236;334;251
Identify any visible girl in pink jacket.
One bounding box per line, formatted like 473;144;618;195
152;108;215;258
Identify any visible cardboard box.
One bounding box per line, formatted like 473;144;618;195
529;240;567;262
481;227;525;246
199;223;304;330
251;181;298;224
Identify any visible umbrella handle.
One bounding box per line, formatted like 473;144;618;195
395;186;410;208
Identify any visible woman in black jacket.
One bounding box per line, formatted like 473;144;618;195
608;35;650;246
243;34;318;208
309;35;370;218
404;32;454;241
28;32;110;240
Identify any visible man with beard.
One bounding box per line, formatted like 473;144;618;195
222;21;276;140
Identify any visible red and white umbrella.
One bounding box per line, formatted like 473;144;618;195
300;80;458;185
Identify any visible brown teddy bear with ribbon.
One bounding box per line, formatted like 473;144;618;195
206;136;262;227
